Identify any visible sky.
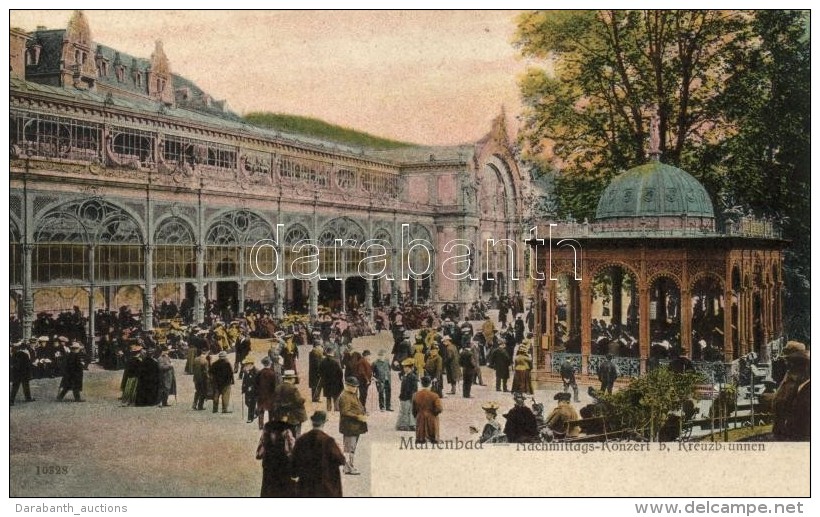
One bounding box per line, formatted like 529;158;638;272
10;10;535;146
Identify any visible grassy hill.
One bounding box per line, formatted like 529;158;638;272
244;112;418;150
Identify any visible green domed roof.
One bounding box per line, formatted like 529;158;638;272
595;161;714;220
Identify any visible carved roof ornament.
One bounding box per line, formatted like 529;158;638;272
66;10;92;47
151;40;171;77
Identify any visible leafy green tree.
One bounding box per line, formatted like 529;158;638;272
712;11;810;342
515;10;750;219
600;368;704;441
515;10;810;341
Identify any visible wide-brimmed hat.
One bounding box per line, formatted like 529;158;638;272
400;358;415;367
38;336;49;342
345;376;359;387
218;351;227;359
283;370;297;379
70;342;82;350
274;331;285;338
513;392;526;401
242;357;255;365
481;401;500;413
310;410;328;425
782;341;809;361
554;392;572;401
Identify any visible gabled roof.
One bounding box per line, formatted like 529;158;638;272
24;29;64;77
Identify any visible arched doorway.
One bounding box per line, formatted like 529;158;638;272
691;275;725;361
590;265;639;357
649;276;681;358
318;279;342;312
553;274;581;353
731;266;741;359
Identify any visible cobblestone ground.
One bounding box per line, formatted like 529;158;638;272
10;317;601;497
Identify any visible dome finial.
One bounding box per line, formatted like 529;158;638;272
648;106;661;162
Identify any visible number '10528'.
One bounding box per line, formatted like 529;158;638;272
36;465;68;475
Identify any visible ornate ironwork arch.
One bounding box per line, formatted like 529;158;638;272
373;227;393;247
284;224;311;246
154;216;196;245
205;209;273;245
647;272;682;289
318;217;365;247
34;199;144;244
588;261;641;285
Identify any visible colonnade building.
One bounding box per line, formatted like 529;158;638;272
9;13;527;341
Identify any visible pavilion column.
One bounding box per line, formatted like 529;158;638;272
737;288;746;355
365;279;374;321
579;277;591;375
544;280;554;351
143;245;154;331
194;245;205;324
740;287;754;355
22;244;34;340
638;286;650;374
88;244;96;355
680;288;692;357
533;281;543;368
341;276;348;313
723;286;734;363
275;280;284;318
390;249;399;306
309;278;319;319
237;247;245;316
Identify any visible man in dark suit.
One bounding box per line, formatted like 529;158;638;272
459;345;477;398
56;342;85;402
598;353;618;395
11;340;35;405
209;350;234;413
291;411;346;497
503;392;538;443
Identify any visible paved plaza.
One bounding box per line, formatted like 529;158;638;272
10;320;603;497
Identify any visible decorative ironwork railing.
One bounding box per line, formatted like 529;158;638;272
588;354;641;378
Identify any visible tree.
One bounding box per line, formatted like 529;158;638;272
712;11;810;342
601;368;704;441
515;10;810;341
515;10;751;219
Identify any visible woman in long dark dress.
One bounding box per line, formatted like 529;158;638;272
256;419;297;497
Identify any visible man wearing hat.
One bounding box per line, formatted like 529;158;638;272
10;340;35;405
255;356;278;428
772;341;810;441
209;350;234;413
459;342;478;398
308;341;325;403
352;350;373;408
488;339;512;393
443;336;461;395
191;347;210;410
560;357;581;403
412;376;443;444
241;357;259;423
56;342;85;402
372;350;393;412
272;370;308;437
157;347;176;407
319;348;345;412
338;377;367;475
503;392;538;443
396;358;418;431
233;330;252;378
598;353;619;395
291;411;346;497
546;392;581;440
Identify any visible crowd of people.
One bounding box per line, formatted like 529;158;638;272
10;295;812;498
